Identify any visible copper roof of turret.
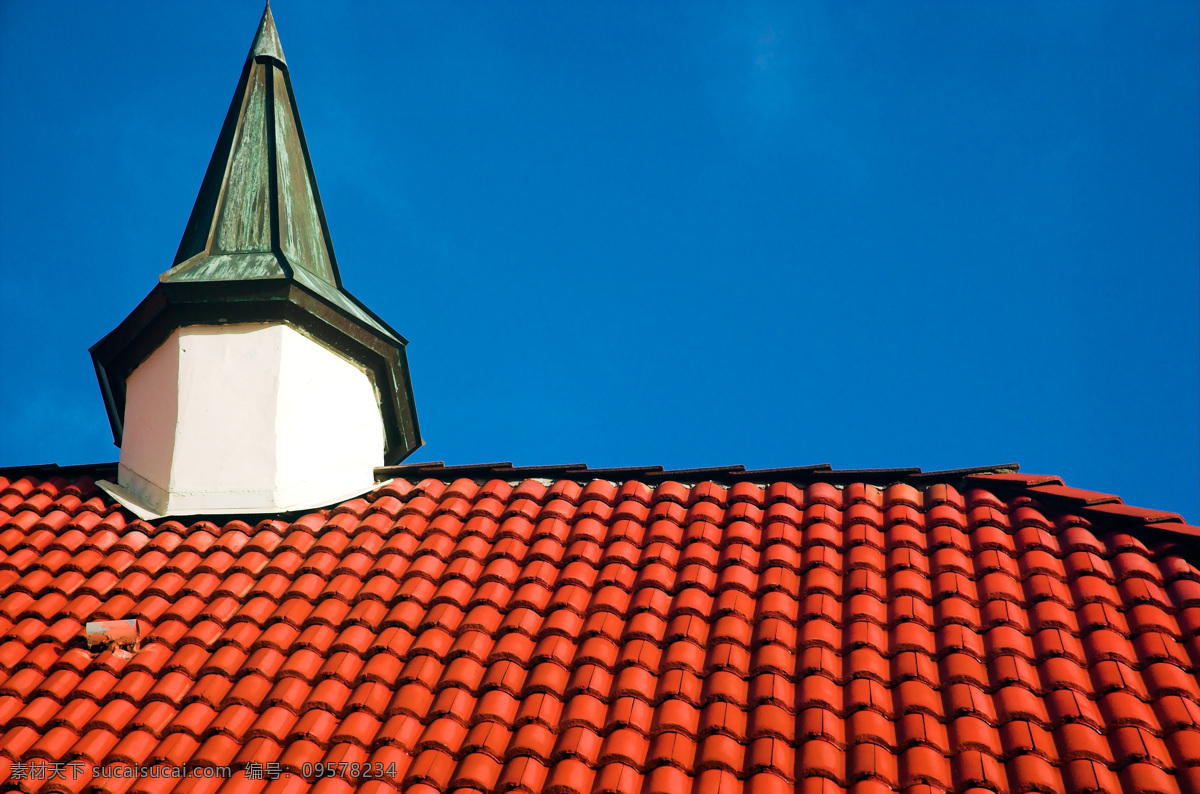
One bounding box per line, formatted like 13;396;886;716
90;4;421;465
250;1;286;63
165;3;392;343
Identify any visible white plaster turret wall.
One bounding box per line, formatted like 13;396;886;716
100;323;384;518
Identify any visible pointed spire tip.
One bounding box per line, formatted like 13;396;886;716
249;2;286;65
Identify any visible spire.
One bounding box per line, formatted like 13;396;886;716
90;6;421;476
164;1;394;339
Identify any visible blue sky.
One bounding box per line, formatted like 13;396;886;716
1;2;1196;521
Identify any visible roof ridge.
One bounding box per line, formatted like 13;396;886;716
4;460;1194;539
372;460;1020;486
966;472;1198;539
0;461;119;479
0;459;1027;486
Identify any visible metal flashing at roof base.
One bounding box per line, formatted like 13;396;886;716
94;476;386;521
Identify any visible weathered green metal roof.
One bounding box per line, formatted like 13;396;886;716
165;3;397;344
91;4;421;465
250;2;286;64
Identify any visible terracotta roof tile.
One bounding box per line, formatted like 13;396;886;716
0;465;1195;791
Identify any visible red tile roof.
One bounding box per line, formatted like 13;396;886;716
0;462;1197;793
